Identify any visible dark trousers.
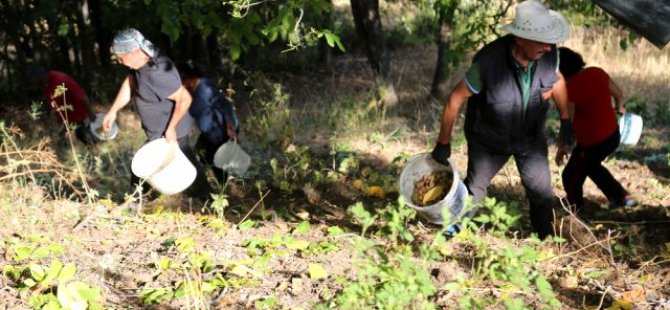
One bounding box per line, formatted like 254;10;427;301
195;135;228;183
74;123;96;145
131;136;212;199
465;142;554;239
562;130;626;209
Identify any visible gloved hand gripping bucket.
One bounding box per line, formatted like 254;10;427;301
131;138;197;195
399;153;468;225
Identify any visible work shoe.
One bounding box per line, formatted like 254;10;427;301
442;223;461;238
609;194;636;209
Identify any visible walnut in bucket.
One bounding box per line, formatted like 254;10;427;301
411;170;453;206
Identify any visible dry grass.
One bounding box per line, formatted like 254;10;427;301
565;27;670;107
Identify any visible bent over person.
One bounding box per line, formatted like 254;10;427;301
555;47;634;212
177;61;240;184
102;28;211;199
431;0;572;239
27;65;97;145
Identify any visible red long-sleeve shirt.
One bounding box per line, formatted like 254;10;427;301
43;71;89;124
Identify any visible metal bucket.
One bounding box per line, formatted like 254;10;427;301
399;153;468;225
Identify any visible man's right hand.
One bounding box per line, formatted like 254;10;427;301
555;142;571;165
102;111;116;133
431;142;451;166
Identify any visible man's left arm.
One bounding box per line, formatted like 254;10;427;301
165;85;192;143
552;71;570;119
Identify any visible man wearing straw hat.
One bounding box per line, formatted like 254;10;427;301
431;0;572;239
102;28;211;199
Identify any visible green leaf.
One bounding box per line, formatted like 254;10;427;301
158;257;172;270
14;244;33;261
23;278;37;288
32;247;51;259
57;281;91;310
175;237;196;253
29;264;47;282
503;297;528;310
327;226;344;237
308;263;328;280
292;221;311;235
3;265;23;282
40;260;63;288
58;263;77;283
285;239;311;250
230;44;242;61
237;219;257;231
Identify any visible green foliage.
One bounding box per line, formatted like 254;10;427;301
377;199;417;244
653;100;670;125
221;0;342;59
471;197;522;237
443;199;562;309
320;200;435;309
623;97;648;119
3;256;102;310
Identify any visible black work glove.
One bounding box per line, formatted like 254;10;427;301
431;142;451;166
558;118;575;146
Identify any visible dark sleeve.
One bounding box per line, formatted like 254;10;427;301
202;79;238;130
215;94;237;129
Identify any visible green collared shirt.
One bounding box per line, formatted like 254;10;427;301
464;50;560;119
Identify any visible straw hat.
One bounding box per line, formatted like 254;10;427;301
503;0;569;44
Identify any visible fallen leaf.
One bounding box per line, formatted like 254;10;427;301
366;186;385;198
308;263;328;280
620;288;645;302
353;179;364;189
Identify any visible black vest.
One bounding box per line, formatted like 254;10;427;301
464;35;558;154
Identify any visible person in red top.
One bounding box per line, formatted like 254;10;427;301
27;65;97;145
555;47;634;211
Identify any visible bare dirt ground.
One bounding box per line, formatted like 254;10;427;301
1;44;670;309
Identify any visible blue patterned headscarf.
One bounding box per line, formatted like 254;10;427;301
111;28;155;57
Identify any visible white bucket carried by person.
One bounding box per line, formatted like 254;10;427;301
617;112;643;146
213;140;251;176
89;112;119;141
131;138;196;195
399;153;468;225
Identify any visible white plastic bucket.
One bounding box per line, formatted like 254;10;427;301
89;113;119;141
618;113;643;146
213;140;251;176
131;138;196;195
399;153;468;225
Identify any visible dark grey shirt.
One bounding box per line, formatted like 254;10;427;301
132;52;194;140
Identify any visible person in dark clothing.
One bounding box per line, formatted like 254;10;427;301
176;61;239;183
102;28;211;199
431;0;572;239
555;47;635;211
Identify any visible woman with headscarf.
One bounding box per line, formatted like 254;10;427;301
102;28;211;199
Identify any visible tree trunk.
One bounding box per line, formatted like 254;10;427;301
207;30;222;69
350;0;398;107
89;0;112;66
431;1;459;102
75;0;96;90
